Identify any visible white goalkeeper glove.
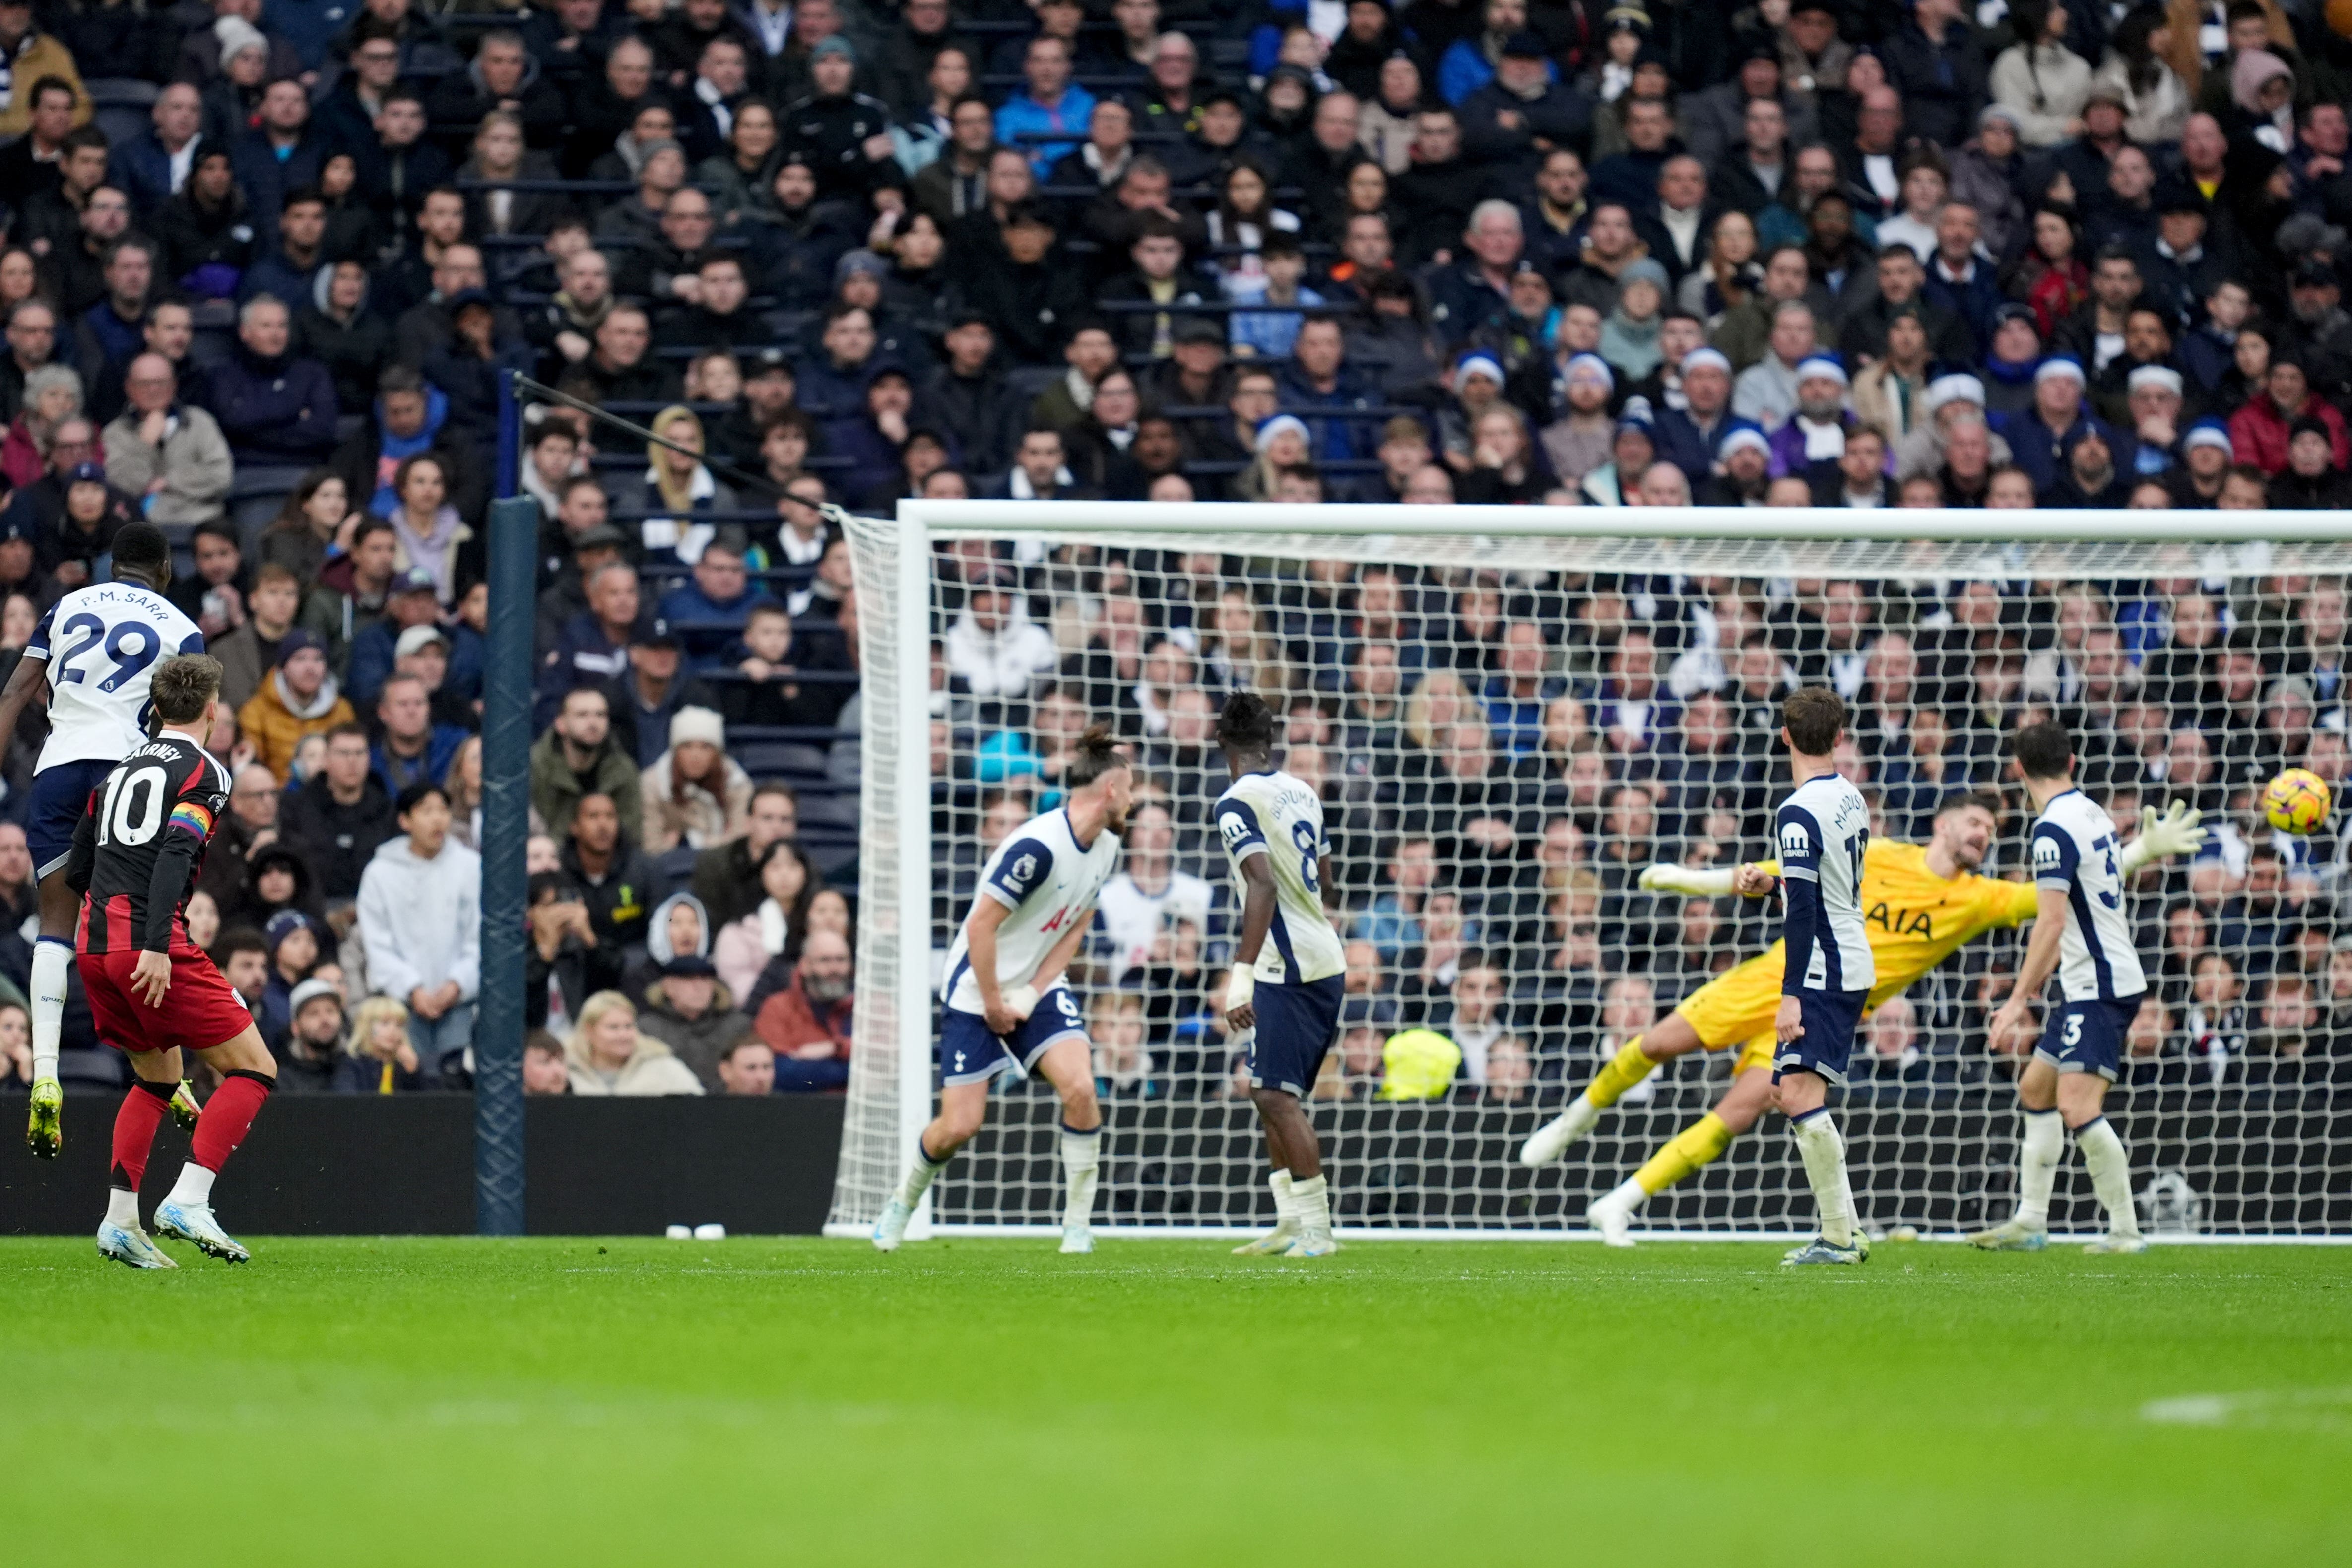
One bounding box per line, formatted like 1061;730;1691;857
1001;983;1039;1021
2120;800;2207;873
1224;965;1256;1015
1638;863;1741;897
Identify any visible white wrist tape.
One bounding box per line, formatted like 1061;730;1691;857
1224;965;1256;1013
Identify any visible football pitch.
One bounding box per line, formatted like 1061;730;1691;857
1;1237;2346;1566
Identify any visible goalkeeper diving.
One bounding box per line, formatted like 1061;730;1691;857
1518;789;2206;1243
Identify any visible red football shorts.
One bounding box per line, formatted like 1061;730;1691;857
80;944;258;1056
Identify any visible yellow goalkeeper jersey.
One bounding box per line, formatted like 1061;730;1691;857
1678;839;2042;1056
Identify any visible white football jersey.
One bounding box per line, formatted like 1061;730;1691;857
1215;768;1346;985
25;583;204;770
942;806;1121;1013
2031;788;2148;1002
1776;770;1876;993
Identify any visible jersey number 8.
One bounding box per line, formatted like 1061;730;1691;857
95;762;170;848
1290;820;1319;894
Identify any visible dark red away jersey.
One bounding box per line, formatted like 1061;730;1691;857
67;733;231;955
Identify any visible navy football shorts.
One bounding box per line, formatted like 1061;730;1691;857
27;758;113;880
937;985;1088;1087
2032;993;2145;1084
1771;987;1869;1087
1245;975;1346;1097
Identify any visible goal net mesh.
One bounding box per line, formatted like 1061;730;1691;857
834;512;2351;1240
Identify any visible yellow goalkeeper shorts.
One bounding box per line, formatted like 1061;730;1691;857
1677;950;1871;1076
1675;952;1783;1051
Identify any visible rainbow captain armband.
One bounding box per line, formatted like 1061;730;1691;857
167;800;215;838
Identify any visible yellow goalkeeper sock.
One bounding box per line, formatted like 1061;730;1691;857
1632;1112;1735;1196
1585;1037;1657;1109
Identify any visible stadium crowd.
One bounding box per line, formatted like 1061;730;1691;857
0;0;2341;1102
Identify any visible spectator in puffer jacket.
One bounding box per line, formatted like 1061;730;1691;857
237;629;356;783
563;989;704;1095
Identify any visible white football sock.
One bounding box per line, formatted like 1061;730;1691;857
1058;1122;1101;1229
2076;1116;2140;1239
2016;1107;2063;1227
1267;1169;1298;1231
894;1138;949;1207
30;936;67;1081
1291;1174;1332;1242
166;1163;215;1206
1789;1109;1855;1249
104;1187;139;1229
1601;1176;1646;1213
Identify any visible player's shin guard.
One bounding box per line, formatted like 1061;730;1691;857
106;1080;175;1225
893;1136;951;1208
1058;1121;1101;1230
1632;1111;1734;1196
1585;1036;1656;1110
1789;1108;1855;1249
2075;1115;2140;1240
180;1069;272;1185
2015;1107;2064;1228
29;935;68;1082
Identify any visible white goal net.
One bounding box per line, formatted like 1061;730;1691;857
831;503;2352;1241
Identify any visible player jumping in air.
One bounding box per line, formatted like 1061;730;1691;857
1970;722;2151;1254
1756;688;1877;1265
0;522;204;1158
1520;791;2205;1245
874;726;1132;1255
1215;692;1347;1259
76;655;279;1267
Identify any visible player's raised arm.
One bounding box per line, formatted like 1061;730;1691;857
1638;860;1780;897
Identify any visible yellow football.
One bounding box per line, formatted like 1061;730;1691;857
2262;768;2333;835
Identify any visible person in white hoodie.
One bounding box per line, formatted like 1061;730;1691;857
356;780;483;1066
943;576;1056;698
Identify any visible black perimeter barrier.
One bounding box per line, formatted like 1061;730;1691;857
1;1096;845;1236
936;1083;2352;1234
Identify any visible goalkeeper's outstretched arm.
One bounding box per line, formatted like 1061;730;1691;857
1639;861;1778;897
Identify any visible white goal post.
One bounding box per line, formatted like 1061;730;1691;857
828;503;2352;1243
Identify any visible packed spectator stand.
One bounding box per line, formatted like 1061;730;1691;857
0;0;2344;1107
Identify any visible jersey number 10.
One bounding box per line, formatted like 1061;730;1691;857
95;762;170;848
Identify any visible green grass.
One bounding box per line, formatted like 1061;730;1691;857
2;1237;2348;1566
